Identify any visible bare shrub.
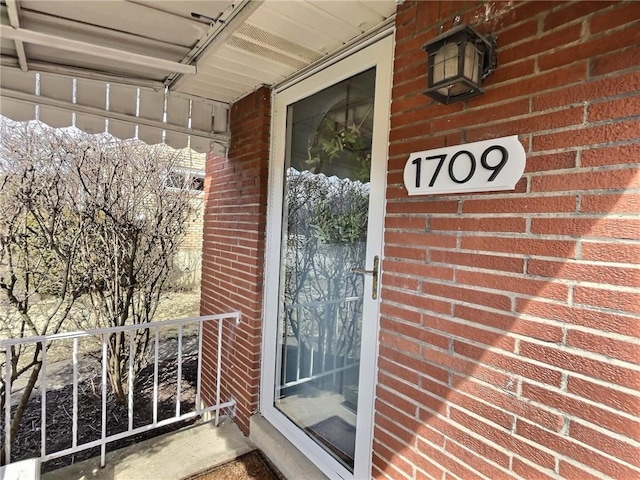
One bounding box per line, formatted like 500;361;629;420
0;119;197;461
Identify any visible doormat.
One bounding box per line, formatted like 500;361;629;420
182;450;284;480
307;416;356;466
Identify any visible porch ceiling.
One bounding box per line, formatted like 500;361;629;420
0;0;397;152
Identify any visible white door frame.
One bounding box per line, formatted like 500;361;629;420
260;33;394;480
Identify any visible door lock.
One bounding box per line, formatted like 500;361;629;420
351;255;379;299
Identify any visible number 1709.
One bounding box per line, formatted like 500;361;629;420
411;144;508;188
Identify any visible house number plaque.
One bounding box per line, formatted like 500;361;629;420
403;135;526;195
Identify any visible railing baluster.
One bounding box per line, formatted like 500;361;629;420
282;310;289;385
309;306;315;379
40;341;47;459
101;335;107;468
295;307;301;382
196;320;203;414
334;304;340;385
153;327;159;425
343;304;350;371
4;347;12;464
215;318;223;427
128;330;134;432
176;324;182;418
321;305;328;377
72;337;79;449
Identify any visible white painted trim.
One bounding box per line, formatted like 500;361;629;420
354;33;394;480
273;18;395;94
261;33;395;480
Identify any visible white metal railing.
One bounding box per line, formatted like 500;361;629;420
1;312;240;469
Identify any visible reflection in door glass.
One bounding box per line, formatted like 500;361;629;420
275;68;375;471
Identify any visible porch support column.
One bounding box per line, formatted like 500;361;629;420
200;86;271;434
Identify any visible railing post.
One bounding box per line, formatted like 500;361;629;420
176;325;182;418
72;338;79;449
153;327;159;425
4;347;12;464
215;317;223;427
128;331;134;432
40;341;47;460
196;320;203;415
101;334;107;468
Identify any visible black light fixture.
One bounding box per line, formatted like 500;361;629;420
423;24;497;104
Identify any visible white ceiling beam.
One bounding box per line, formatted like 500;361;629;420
0;59;165;90
5;0;28;71
0;25;197;75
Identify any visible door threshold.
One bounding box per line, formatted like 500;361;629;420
250;414;329;480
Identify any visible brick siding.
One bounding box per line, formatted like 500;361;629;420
200;87;271;434
375;1;640;479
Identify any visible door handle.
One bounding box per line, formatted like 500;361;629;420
351;255;379;300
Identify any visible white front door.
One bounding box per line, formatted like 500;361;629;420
262;35;393;479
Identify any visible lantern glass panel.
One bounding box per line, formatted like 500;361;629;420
431;41;459;85
463;42;483;84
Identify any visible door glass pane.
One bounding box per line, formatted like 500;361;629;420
275;68;375;471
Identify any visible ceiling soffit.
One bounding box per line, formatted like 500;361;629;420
0;0;397;152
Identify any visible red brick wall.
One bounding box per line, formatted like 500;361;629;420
200;87;271;434
376;1;640;479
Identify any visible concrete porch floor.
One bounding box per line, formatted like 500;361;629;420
41;417;254;480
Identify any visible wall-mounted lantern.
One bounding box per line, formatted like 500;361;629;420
423;24;497;104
